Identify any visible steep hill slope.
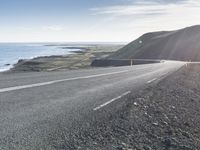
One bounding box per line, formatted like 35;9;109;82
109;25;200;61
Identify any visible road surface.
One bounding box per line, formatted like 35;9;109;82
0;61;184;149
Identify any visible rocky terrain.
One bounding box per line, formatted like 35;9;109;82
54;63;200;150
109;25;200;62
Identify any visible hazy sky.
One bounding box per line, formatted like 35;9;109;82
0;0;200;42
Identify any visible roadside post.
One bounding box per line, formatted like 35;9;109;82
130;59;133;66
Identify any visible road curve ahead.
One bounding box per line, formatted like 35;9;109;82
0;61;184;149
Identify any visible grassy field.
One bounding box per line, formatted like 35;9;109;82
10;44;124;72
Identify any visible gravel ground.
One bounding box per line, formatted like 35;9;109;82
56;63;200;150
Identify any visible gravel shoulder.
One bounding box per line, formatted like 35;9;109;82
57;63;200;150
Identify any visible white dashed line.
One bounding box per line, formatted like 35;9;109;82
147;78;157;83
161;73;168;76
93;91;131;111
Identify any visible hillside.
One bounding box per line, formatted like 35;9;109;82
109;25;200;61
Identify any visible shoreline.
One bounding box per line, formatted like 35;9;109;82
0;44;87;73
0;50;84;73
3;44;124;73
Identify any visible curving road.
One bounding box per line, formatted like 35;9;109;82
0;61;185;149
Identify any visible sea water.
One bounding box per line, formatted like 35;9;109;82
0;43;81;72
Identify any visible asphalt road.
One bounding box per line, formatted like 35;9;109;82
0;61;185;149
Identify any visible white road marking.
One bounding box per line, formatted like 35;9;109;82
93;91;131;111
147;78;157;83
0;70;129;93
161;73;168;76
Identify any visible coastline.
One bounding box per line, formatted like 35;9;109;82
0;43;86;73
4;44;124;73
0;50;83;73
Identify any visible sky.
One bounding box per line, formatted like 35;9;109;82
0;0;200;42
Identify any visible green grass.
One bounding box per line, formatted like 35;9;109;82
11;44;124;72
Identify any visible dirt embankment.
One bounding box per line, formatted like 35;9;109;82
59;64;200;150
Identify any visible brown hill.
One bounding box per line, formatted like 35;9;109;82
109;25;200;61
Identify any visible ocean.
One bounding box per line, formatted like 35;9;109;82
0;43;81;72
